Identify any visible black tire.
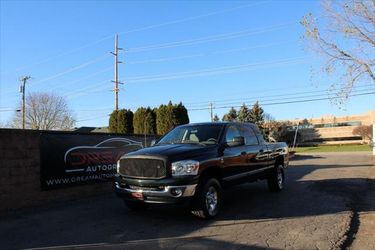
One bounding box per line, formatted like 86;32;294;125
267;163;284;192
191;178;222;219
124;200;147;211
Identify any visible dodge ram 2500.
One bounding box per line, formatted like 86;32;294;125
114;122;289;219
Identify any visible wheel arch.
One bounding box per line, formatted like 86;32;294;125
199;165;222;184
275;155;285;167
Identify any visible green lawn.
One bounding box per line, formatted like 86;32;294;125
293;144;372;153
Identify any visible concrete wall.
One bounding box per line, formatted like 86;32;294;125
0;129;154;215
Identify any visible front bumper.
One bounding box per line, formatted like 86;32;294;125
114;181;197;204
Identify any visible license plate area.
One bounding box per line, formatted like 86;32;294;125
131;192;144;200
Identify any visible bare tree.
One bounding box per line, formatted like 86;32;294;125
11;92;76;130
301;0;374;101
352;124;373;143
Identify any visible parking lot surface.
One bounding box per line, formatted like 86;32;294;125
0;152;374;250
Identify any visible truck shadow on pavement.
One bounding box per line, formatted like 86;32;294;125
0;157;374;249
289;154;325;161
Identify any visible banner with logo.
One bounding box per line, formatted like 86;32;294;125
40;133;147;190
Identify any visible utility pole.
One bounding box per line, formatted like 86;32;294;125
209;102;213;122
19;76;31;129
111;34;123;111
292;121;299;149
372;121;375;158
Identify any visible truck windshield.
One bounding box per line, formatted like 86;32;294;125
158;125;223;145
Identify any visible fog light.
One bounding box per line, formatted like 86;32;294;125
171;188;183;197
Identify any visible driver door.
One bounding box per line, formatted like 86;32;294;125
221;124;248;182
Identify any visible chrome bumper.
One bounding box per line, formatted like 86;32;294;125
114;182;197;198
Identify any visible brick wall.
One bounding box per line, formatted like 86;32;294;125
0;129;155;215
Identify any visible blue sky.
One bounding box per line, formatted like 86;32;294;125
0;0;374;127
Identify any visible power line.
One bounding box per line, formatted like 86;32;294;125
76;114;111;123
56;57;311;102
51;67;113;92
73;91;375;124
127;54;204;65
187;91;375;111
125;40;295;65
125;57;308;83
126;23;291;53
2;39;294;96
64;79;112;99
71;86;375;113
212;40;295;55
118;1;270;37
185;84;375;107
4;2;269;74
30;54;109;86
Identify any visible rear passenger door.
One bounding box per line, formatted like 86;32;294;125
242;125;269;171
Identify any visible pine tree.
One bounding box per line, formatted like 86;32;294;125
156;101;189;135
174;102;189;125
213;114;220;122
133;107;156;135
249;101;264;129
237;104;252;122
108;110;119;133
109;109;134;134
222;107;238;121
156;104;172;135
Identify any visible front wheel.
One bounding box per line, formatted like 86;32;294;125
191;178;222;219
267;164;284;192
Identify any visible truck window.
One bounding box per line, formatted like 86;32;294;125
242;125;259;145
225;125;241;142
252;126;266;145
158;125;223;145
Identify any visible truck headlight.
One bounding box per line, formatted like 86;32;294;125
171;160;199;176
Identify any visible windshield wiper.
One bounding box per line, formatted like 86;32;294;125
181;141;206;146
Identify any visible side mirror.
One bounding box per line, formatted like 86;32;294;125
150;139;157;147
227;136;245;147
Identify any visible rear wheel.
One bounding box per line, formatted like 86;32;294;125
267;164;284;192
124;200;147;211
191;178;222;219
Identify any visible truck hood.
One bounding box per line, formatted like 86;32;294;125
125;143;218;161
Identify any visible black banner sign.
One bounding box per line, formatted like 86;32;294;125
40;133;145;190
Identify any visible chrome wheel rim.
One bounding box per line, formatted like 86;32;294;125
277;166;283;189
205;186;218;216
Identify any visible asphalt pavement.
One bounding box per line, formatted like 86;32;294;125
0;152;374;250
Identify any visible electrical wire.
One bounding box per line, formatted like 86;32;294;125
185;84;375;107
125;57;307;83
73;91;375;124
118;1;270;37
30;54;110;86
126;23;291;53
187;91;375;111
5;1;269;74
